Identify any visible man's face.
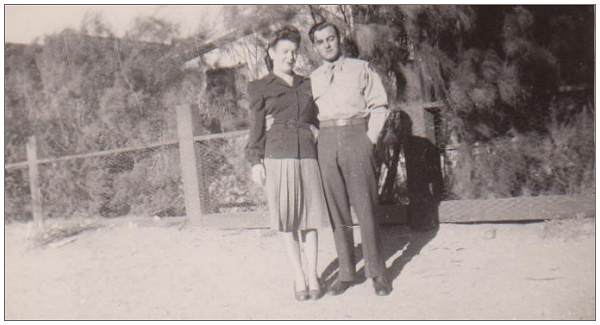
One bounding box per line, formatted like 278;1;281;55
313;26;341;62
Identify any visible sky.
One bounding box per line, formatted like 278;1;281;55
5;5;227;44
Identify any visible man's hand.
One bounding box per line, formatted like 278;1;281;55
367;130;379;145
266;114;274;131
367;109;389;145
251;163;266;186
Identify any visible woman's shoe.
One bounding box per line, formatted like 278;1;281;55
308;279;323;300
294;283;309;301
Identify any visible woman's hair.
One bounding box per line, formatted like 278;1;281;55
264;25;302;72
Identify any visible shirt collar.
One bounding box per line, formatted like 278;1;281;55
264;73;278;85
265;72;304;87
321;56;345;71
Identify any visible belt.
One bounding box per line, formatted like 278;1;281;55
320;118;367;128
272;119;313;130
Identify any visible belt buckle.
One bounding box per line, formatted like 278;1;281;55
335;119;348;126
286;120;298;128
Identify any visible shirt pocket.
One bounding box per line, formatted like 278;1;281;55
264;90;287;113
310;75;329;101
335;69;363;92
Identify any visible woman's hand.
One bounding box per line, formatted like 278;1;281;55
266;114;274;131
251;163;266;186
309;125;319;142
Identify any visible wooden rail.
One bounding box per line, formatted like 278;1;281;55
5;102;446;225
5;130;250;170
4;104;250;224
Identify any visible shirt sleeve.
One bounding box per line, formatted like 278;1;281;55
362;63;389;143
244;81;266;165
362;63;388;112
303;78;320;128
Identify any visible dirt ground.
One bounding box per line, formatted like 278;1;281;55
5;216;595;320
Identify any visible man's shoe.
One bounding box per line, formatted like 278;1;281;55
327;280;353;296
373;276;392;296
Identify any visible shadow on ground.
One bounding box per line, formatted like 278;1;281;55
320;225;439;290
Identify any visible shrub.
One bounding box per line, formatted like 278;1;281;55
445;104;594;199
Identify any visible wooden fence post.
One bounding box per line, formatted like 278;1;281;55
176;104;206;223
26;136;43;224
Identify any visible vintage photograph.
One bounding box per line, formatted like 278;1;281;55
4;4;595;320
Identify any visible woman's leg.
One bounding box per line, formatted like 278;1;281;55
280;231;306;291
302;229;319;290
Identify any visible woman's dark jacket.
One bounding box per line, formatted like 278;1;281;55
245;73;319;165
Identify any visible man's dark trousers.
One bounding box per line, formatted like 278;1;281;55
318;123;386;281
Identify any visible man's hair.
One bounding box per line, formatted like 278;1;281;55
308;21;340;43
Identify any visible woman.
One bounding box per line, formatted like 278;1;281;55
245;26;329;301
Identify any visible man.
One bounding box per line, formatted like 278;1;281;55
309;21;392;296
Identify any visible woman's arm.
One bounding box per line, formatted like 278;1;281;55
244;81;267;166
304;79;320;140
309;101;320;141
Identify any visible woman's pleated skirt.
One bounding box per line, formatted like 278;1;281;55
264;158;329;232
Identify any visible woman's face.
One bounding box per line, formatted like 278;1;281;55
268;39;298;74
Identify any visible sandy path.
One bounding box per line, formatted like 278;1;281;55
5;217;595;320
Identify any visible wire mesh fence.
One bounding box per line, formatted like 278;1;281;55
196;133;266;214
4;131;269;222
4;101;593;223
373;100;594;205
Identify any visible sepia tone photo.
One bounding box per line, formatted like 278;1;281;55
4;4;595;320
